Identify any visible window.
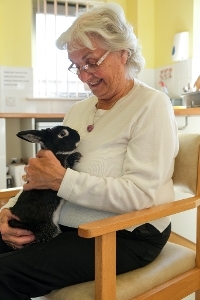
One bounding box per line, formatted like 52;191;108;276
33;0;104;99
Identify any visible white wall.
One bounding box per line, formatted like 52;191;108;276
139;58;200;99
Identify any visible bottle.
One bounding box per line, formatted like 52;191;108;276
159;81;169;94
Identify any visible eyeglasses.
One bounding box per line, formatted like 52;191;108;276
68;51;110;75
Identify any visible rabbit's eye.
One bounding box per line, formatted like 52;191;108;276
58;129;69;138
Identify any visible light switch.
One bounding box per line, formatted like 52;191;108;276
6;97;16;106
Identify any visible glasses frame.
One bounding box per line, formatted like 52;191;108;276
68;50;110;75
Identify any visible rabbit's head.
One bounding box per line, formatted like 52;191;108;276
17;126;80;155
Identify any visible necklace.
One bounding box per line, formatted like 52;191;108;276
86;80;134;132
87;98;120;132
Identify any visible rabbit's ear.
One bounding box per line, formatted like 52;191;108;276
16;130;45;144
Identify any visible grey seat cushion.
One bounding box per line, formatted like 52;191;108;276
33;242;195;300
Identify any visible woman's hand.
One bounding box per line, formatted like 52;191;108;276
0;209;35;249
23;149;66;191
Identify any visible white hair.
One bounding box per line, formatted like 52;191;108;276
56;3;145;78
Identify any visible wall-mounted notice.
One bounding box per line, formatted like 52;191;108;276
1;67;33;91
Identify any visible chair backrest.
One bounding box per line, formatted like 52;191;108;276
172;133;200;195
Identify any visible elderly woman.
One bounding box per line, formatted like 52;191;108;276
0;3;178;299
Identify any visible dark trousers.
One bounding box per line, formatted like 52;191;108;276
0;223;171;300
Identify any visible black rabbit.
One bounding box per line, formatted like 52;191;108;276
8;126;81;243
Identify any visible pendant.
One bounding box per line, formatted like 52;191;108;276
87;124;94;132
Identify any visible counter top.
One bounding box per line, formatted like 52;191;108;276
1;108;200;118
173;107;200;116
0;113;65;119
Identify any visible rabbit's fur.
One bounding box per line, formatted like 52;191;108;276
8;126;81;243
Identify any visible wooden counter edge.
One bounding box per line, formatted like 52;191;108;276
174;107;200;116
0;113;65;118
1;108;200;118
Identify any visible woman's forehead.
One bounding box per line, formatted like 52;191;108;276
68;46;103;63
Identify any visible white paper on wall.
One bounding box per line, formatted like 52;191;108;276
0;66;34;112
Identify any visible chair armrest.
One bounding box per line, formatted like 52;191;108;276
78;196;200;238
0;187;22;198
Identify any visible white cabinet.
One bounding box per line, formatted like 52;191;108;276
6;118;36;167
0;117;36;189
0;116;64;189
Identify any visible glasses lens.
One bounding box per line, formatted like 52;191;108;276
69;66;79;74
83;64;98;73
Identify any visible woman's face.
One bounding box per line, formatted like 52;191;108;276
68;45;128;103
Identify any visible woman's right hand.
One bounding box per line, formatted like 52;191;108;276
0;208;35;249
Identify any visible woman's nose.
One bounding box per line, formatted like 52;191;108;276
78;71;93;83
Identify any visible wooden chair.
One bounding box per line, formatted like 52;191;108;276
1;134;200;300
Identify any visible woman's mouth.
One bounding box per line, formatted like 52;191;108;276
88;79;102;88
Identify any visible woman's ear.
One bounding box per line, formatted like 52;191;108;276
121;50;130;64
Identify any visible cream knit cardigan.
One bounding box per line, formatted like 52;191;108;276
58;79;179;232
3;79;179;232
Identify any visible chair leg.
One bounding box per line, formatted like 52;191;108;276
95;232;116;300
195;290;200;300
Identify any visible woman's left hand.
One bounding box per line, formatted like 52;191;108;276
0;209;35;249
23;150;66;191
